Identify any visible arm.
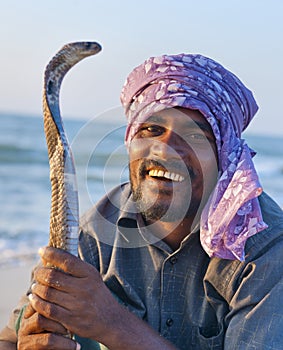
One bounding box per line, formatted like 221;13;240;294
0;324;18;349
0;342;16;350
0;286;30;349
18;247;177;350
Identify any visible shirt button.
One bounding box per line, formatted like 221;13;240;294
166;318;174;327
170;256;178;265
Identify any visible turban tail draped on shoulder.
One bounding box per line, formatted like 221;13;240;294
120;53;267;261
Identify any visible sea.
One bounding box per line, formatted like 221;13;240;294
1;113;283;268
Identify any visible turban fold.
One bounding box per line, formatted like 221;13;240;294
120;54;267;261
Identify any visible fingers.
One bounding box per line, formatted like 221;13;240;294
22;308;68;335
19;305;80;350
24;302;36;318
30;282;74;310
28;293;68;324
18;332;80;350
36;246;102;294
33;267;78;292
37;246;103;291
39;246;93;277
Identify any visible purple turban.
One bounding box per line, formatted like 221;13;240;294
120;53;267;261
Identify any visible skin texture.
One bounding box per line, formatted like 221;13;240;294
129;107;218;249
14;108;218;349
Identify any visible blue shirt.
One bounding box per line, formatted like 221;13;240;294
1;183;283;349
77;183;283;349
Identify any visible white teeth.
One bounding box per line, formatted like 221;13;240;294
164;171;170;179
148;169;184;182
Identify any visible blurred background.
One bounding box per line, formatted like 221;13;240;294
0;0;282;267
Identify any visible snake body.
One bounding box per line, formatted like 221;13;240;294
43;42;102;256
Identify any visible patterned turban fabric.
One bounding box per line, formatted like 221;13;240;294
120;53;267;261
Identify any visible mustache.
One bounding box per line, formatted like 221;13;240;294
137;159;195;179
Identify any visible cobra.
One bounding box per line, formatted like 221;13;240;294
43;41;102;256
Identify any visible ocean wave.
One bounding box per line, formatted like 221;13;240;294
0;228;47;268
0;143;48;165
1;114;282;267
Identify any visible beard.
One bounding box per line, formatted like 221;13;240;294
132;183;177;222
130;159;202;223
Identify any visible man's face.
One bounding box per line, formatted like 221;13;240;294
128;107;218;223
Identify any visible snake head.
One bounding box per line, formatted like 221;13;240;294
61;41;102;60
44;41;102;100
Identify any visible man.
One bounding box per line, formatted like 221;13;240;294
1;53;283;349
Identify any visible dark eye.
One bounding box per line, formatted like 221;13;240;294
183;131;213;145
137;124;165;138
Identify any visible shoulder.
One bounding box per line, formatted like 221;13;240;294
245;192;283;258
205;192;283;300
80;182;132;228
78;183;133;264
78;183;132;268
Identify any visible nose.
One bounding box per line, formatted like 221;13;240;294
151;131;188;160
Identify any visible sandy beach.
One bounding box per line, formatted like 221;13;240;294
0;263;34;331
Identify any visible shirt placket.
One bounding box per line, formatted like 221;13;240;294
159;252;181;339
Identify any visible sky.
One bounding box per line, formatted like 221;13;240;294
0;0;282;135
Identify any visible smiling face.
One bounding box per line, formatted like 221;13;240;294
129;107;218;224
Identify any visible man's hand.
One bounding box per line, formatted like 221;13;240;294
18;302;79;349
18;246;177;350
22;247;124;344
